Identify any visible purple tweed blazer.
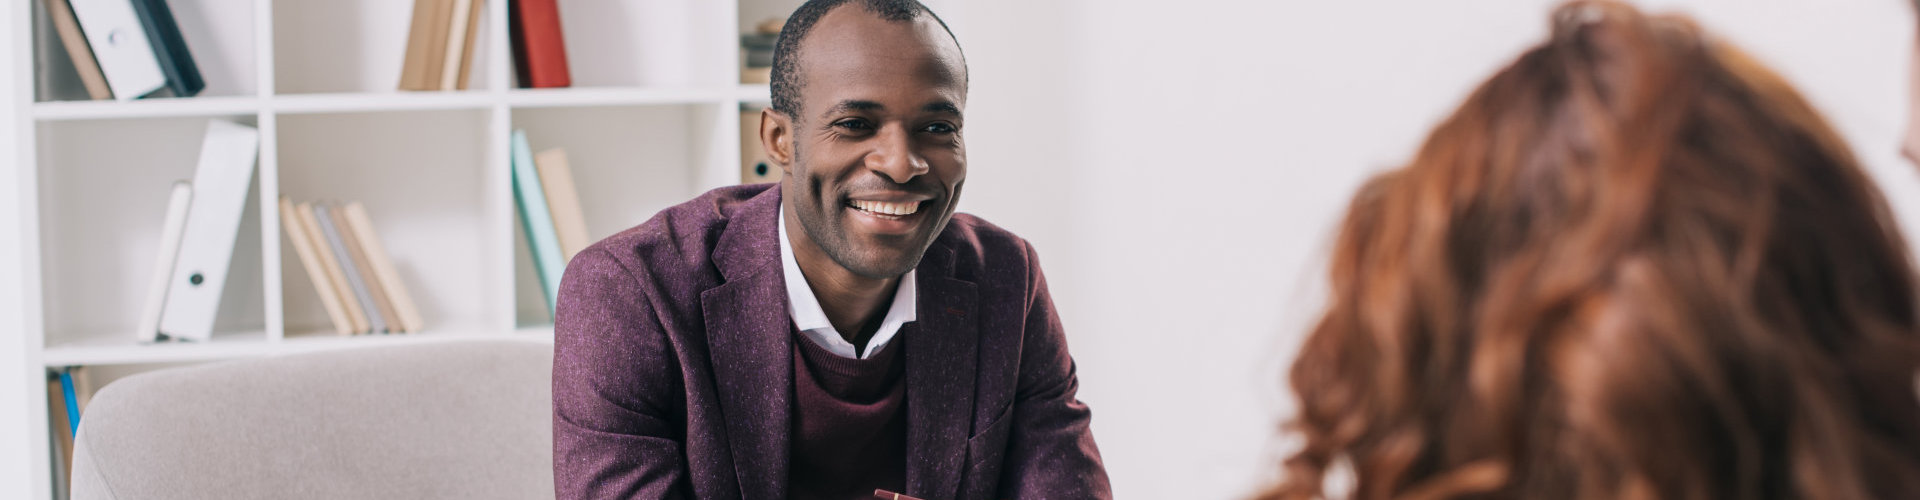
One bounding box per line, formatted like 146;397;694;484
552;184;1111;499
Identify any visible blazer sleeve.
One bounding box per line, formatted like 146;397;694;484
552;247;692;499
999;241;1114;498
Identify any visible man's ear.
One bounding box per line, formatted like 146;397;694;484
760;108;795;174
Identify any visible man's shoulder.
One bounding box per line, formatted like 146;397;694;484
571;183;776;283
937;213;1042;283
940;212;1024;250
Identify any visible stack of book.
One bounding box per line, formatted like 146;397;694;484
398;0;485;91
42;0;205;100
740;18;783;84
511;130;589;316
280;198;424;335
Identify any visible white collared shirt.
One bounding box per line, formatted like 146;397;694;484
779;212;917;359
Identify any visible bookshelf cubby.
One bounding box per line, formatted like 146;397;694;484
37;115;269;349
3;0;967;498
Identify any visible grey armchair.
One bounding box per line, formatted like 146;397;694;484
69;340;556;500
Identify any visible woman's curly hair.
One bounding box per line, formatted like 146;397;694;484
1265;2;1920;499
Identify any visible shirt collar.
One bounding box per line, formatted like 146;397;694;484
779;210;917;359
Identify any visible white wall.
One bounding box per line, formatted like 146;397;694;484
958;1;1919;498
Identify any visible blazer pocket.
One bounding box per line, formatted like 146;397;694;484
959;402;1015;499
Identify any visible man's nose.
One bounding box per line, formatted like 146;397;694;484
866;126;929;183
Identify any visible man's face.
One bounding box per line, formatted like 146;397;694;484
771;7;968;279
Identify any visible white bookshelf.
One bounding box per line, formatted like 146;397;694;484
0;0;982;498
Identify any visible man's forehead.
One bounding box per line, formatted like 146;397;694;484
795;7;967;105
804;6;959;54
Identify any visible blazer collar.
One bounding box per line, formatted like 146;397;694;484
701;185;980;499
709;185;784;283
701;186;791;499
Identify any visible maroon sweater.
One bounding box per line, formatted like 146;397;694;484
790;325;908;500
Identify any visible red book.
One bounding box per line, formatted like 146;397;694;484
510;0;571;88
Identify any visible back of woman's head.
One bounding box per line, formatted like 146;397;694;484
1270;2;1920;499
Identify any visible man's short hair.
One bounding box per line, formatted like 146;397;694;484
769;0;964;118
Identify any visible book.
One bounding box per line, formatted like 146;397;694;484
314;203;388;334
47;376;72;499
280;197;353;336
330;204;399;334
128;0;204;97
43;0;113;100
342;202;425;333
399;0;452;91
512;130;564;313
441;0;474;90
59;369;81;435
534;148;589;262
67;0;166;100
453;0;483;90
49;365;96;496
510;0;570;88
299;202;368;334
137;181;192;342
740;108;778;184
157;120;258;342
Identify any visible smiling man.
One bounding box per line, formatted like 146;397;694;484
550;1;1110;499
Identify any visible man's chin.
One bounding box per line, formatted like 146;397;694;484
830;244;927;280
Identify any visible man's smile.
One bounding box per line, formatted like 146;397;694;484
845;196;933;234
848;199;924;216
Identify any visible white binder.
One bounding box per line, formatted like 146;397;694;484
67;0;167;101
136;181;192;342
157;121;260;341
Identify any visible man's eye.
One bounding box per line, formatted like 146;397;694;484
923;122;957;134
834;119;874;131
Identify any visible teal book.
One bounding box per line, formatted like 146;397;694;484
60;369;80;435
512;130;565;313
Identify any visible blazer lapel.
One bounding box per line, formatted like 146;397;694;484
905;242;980;500
699;187;792;500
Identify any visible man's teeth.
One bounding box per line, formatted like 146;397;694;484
850;200;920;216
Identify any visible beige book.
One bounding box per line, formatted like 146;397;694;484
535;148;590;262
343;202;426;333
440;0;474;90
44;0;111;100
280;198;353;335
398;0;440;90
299;202;369;334
454;0;484;90
48;379;73;491
331;204;400;334
401;0;452;91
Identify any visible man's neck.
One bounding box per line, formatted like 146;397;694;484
784;206;900;348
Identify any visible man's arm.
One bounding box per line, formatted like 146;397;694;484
552;247;690;499
999;241;1113;498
